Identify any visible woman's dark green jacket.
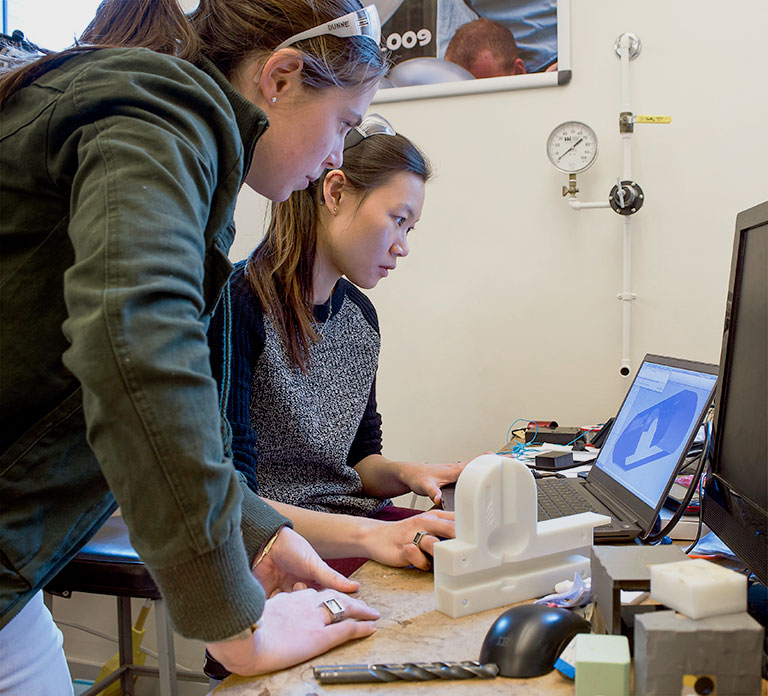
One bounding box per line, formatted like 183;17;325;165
0;47;290;641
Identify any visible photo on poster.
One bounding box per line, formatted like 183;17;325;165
373;0;571;103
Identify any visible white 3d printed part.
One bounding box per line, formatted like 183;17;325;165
649;558;747;619
433;454;610;618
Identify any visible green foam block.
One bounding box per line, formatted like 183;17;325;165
574;634;630;696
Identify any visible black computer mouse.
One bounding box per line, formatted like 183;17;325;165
479;604;591;678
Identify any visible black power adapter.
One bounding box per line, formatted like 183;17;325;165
534;451;575;471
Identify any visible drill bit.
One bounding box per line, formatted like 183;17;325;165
313;660;499;684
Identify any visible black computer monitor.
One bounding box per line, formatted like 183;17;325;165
701;200;768;586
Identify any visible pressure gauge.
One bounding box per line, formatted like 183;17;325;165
546;121;598;174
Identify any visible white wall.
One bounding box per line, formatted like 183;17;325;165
58;0;768;681
233;0;768;464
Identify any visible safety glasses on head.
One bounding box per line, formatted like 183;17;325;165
344;113;396;150
275;4;382;51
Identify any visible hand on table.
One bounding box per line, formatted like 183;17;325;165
364;509;455;570
253;526;359;597
205;587;379;676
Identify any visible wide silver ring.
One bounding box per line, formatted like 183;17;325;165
412;530;428;548
320;597;345;624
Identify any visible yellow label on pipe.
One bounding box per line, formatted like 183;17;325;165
636;115;671;124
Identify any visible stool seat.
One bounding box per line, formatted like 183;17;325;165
46;517;160;599
45;515;208;696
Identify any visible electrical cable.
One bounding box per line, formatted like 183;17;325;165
499;418;594;467
641;418;712;544
526;426;587;449
498;419;538;459
684;462;709;554
560;430;590;448
52;619;196;671
54;619;119;646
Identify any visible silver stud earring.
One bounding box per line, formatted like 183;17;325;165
333;207;338;214
271;96;277;103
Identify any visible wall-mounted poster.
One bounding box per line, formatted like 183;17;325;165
372;0;571;103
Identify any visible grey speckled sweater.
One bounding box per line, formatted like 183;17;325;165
209;263;388;516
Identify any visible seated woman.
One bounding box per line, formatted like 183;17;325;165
209;115;463;575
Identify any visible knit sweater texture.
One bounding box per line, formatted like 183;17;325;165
209;265;388;515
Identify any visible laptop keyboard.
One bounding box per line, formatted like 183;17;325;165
537;479;602;521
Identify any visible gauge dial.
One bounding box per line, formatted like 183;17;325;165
546;121;599;174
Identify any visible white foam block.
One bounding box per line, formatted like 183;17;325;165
650;558;747;619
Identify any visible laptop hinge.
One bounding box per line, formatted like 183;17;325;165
584;480;644;526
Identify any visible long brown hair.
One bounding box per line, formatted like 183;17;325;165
0;0;387;104
247;132;433;370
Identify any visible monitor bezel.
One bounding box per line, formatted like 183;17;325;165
702;200;768;586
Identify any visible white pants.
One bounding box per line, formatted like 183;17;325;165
0;592;74;696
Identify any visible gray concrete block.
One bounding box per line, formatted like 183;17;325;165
591;544;688;635
634;610;763;696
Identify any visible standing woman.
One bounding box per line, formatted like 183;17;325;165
209;115;464;579
0;0;389;690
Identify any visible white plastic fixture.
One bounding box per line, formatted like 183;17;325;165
434;454;610;618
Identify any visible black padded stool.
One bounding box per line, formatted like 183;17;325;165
45;516;208;696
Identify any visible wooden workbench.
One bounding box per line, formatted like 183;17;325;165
212;560;579;695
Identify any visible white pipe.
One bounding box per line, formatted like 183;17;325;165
620;35;632;113
622;136;632;181
563;33;638;376
567;199;611;211
620;34;633;181
619;34;634;376
620;216;633;377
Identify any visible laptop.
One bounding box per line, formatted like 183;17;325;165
443;354;718;542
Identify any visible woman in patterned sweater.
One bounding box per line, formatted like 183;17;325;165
210;115;464;575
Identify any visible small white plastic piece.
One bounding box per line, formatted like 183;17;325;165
433;454;610;618
650;558;747;619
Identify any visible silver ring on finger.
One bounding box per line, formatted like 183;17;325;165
412;530;428;548
319;597;345;624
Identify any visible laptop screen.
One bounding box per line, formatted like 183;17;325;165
593;358;718;509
